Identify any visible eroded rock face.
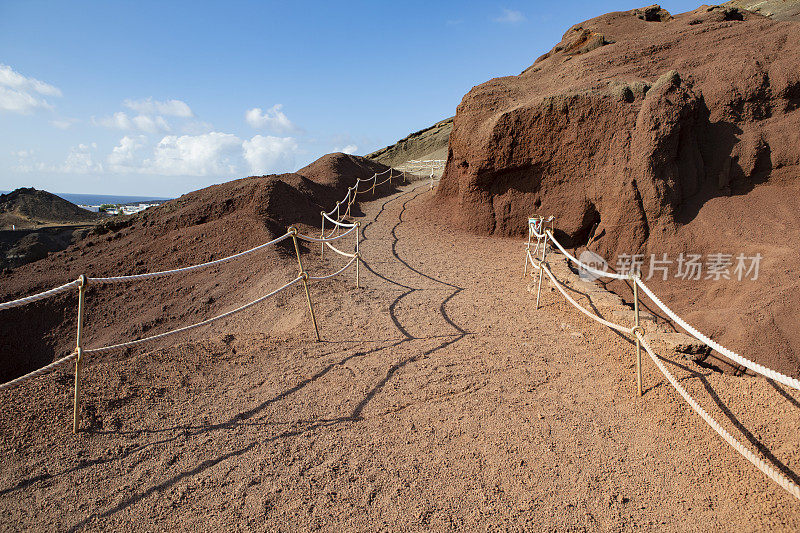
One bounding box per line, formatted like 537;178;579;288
437;4;800;260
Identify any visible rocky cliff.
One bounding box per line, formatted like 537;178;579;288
438;4;800;254
436;3;800;378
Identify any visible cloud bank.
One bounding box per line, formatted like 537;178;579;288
0;64;61;114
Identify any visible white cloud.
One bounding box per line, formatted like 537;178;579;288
245;104;297;133
51;118;77;130
15;143;103;174
336;144;358;155
61;143;103;173
494;8;525;23
19;129;301;179
242;135;299;174
0;64;61;114
107;135;147;171
94;111;171;133
94;111;133;130
123;97;193;118
132;114;170;134
147;132;242;176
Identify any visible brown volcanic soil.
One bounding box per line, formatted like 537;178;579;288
436;4;800;379
1;184;799;530
0;153;394;383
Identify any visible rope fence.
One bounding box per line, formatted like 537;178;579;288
0;173;373;432
395;159;445;190
524;216;800;501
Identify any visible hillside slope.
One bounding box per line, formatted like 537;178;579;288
0;153;394;382
724;0;800;20
367;117;452;167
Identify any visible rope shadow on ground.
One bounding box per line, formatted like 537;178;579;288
539;265;800;488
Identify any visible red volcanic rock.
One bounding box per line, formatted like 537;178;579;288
439;5;800;254
437;4;800;377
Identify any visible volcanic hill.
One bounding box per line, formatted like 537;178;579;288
435;4;800;378
0;154;394;382
0;188;105;270
0;188;102;229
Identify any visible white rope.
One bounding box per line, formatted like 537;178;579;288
0;279;81;311
635;278;800;391
84;276;303;354
546;231;628;280
637;332;800;501
544;229;800;390
309;255;357;280
321;211;357;228
89;232;293;285
0;351;78;391
540;262;634;334
296;224;357;243
324;240;356;258
533;248;800;500
528;235;800;500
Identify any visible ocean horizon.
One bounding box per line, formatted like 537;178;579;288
1;190;172;206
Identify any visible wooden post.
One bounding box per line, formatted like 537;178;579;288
73;274;87;434
633;274;643;397
289;227;320;341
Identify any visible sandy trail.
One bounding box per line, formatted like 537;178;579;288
1;183;799;530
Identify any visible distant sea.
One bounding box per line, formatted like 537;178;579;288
0;191;172;206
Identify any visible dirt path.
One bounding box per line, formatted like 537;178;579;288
1;183;799;530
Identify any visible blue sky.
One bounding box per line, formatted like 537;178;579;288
1;0;702;197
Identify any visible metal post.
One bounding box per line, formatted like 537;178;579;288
73;274;87;434
289;227;320;341
371;177;376;195
633;274;643;397
355;222;361;288
535;232;548;310
524;220;533;277
320;212;325;258
389;168;392;184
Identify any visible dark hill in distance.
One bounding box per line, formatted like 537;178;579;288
0;188;102;230
0;188;104;271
